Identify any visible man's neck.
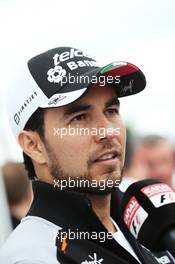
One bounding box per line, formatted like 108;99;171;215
87;193;117;234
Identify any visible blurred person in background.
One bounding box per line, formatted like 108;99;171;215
135;135;175;188
120;134;175;191
2;162;33;229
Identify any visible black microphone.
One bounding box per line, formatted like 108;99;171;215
121;179;175;257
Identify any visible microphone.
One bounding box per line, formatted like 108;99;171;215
121;179;175;257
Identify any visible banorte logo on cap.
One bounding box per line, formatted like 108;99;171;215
47;65;66;84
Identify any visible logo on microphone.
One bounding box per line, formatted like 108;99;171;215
123;196;148;238
141;183;175;208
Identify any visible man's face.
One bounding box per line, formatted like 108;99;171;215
141;142;174;184
42;84;126;193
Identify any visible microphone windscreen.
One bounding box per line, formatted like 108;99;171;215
121;179;175;251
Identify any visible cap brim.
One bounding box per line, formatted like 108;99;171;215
98;61;146;97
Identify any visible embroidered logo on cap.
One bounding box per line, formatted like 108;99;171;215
121;79;134;94
47;48;99;84
47;65;66;84
48;94;67;105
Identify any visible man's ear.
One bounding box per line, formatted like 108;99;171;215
18;130;46;165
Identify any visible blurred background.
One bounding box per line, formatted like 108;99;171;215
0;0;175;245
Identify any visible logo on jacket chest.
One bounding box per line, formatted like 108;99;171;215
81;253;104;264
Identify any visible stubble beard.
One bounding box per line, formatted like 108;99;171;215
45;141;124;195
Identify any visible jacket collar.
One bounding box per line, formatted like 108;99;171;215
28;180;127;231
27;180;147;264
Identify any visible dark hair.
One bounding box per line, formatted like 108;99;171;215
23;108;45;180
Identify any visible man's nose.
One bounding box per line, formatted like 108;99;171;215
92;113;119;143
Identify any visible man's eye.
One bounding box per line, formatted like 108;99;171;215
106;108;119;115
71;114;87;122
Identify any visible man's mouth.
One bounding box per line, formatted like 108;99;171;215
93;150;120;165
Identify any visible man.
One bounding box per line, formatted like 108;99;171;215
120;135;175;191
0;47;173;263
135;136;175;188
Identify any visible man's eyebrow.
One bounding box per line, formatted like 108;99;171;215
63;103;92;117
105;97;120;108
63;97;120;117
